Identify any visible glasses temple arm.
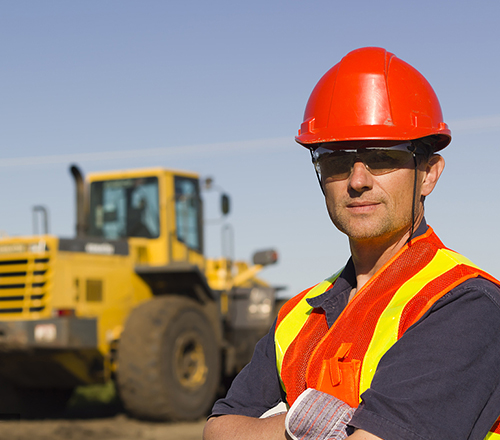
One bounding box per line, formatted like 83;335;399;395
310;148;325;196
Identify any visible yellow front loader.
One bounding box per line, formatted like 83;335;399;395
0;165;279;420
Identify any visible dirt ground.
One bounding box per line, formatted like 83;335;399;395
0;380;214;440
0;415;206;440
0;386;207;440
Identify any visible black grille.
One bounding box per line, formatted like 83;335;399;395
0;253;50;315
0;295;24;301
0;272;27;277
0;260;28;266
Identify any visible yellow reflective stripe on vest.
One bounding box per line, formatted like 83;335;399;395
275;269;343;380
485;432;500;439
359;249;480;397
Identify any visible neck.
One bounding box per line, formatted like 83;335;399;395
348;215;424;301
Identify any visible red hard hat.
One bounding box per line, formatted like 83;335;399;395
296;47;451;151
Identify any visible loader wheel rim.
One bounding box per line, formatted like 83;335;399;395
174;331;208;390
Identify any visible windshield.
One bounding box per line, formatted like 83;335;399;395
89;177;160;239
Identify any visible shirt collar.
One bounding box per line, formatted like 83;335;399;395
306;259;355;327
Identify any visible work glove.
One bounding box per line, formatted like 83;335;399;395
285;388;354;440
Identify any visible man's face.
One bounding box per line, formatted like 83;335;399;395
322;153;426;244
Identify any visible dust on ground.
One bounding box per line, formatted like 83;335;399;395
0;415;206;440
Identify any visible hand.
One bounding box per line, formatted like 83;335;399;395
285;388;354;440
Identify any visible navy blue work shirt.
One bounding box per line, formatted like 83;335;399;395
211;225;500;440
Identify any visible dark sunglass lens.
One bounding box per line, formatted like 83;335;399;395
314;146;412;181
363;150;412;173
318;153;353;179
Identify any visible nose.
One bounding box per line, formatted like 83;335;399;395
348;161;373;193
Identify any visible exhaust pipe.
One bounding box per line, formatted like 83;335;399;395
70;164;86;238
32;205;49;235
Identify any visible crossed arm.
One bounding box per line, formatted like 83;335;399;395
203;414;382;440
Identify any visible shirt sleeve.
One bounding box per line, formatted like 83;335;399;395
349;278;500;440
210;319;286;418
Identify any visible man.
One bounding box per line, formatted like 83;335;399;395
203;47;500;440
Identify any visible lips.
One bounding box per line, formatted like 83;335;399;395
346;201;380;208
345;201;381;213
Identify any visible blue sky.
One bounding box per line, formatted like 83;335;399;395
1;1;500;296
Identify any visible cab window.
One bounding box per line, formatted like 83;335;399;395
174;176;202;252
89;177;160;239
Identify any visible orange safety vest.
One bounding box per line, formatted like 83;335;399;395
275;227;500;439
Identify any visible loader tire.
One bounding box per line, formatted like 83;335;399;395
117;296;220;421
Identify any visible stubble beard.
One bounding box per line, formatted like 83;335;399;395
327;200;414;243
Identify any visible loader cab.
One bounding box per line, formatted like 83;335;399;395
85;168;205;268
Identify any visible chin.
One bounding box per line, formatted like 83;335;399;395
335;218;409;243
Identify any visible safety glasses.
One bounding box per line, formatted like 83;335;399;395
311;142;416;182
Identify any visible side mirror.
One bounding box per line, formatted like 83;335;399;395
252;249;278;266
221;193;230;216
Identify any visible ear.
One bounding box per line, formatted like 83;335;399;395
420;154;445;197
